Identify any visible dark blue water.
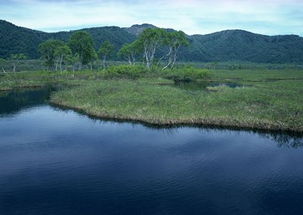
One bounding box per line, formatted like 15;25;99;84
0;89;303;215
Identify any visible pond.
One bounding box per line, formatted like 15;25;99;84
0;88;303;215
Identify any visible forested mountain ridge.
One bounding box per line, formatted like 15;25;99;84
0;20;136;59
124;24;157;36
184;30;303;63
1;20;303;63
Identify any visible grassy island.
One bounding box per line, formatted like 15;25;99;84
1;64;301;132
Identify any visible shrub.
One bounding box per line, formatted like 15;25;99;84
164;66;211;82
104;65;147;79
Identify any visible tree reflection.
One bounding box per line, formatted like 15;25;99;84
0;88;52;116
260;132;303;148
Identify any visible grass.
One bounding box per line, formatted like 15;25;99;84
1;65;302;132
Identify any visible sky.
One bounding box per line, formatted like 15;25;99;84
0;0;302;36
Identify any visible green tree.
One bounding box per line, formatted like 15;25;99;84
68;31;96;70
98;41;114;69
39;40;64;70
162;31;189;70
10;53;27;72
66;53;80;72
137;28;166;69
54;45;72;72
118;41;142;65
0;58;7;73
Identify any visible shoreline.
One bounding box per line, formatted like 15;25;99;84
0;85;44;91
50;100;303;134
1;69;302;134
0;85;302;134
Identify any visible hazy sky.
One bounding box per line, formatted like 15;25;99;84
0;0;302;35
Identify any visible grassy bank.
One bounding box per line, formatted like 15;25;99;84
1;66;302;132
50;68;303;132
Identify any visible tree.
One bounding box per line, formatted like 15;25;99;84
0;58;7;73
89;51;98;70
39;40;64;70
68;31;96;70
137;28;166;69
118;41;142;65
66;53;80;72
162;31;189;70
98;41;114;69
10;53;27;72
54;45;72;72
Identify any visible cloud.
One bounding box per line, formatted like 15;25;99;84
0;0;302;35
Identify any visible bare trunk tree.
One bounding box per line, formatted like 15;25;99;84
161;47;173;70
57;55;63;72
128;56;132;65
170;46;180;69
12;63;16;72
103;56;107;69
55;59;59;71
162;44;180;70
143;41;158;69
131;53;136;65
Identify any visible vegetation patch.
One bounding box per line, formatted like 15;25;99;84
49;69;303;132
104;65;148;79
163;66;211;82
1;65;302;133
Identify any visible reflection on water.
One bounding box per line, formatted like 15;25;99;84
0;88;303;215
260;132;303;148
0;88;52;116
0;88;301;148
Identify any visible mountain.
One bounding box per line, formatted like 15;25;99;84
0;20;48;59
0;20;136;59
1;20;303;63
184;30;303;63
124;24;157;36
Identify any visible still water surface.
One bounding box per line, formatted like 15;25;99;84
0;89;303;215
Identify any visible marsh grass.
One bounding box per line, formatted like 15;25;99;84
50;70;303;132
1;66;302;132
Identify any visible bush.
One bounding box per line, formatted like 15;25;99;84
104;65;147;79
163;66;211;82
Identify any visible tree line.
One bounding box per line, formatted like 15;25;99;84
38;28;189;71
0;54;27;73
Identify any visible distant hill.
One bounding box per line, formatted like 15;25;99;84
124;24;157;36
184;30;303;63
0;20;136;59
1;20;303;63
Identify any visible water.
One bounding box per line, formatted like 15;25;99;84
0;89;302;215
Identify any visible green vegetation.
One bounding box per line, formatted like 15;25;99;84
118;41;142;65
0;58;7;73
1;21;302;133
1;20;303;63
0;20;135;59
9;53;27;72
18;28;188;72
1;65;302;132
98;41;115;69
68;31;97;69
161;31;189;69
39;40;65;70
49;68;303;132
104;65;148;79
163;66;211;82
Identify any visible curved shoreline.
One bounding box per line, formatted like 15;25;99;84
50;100;303;134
